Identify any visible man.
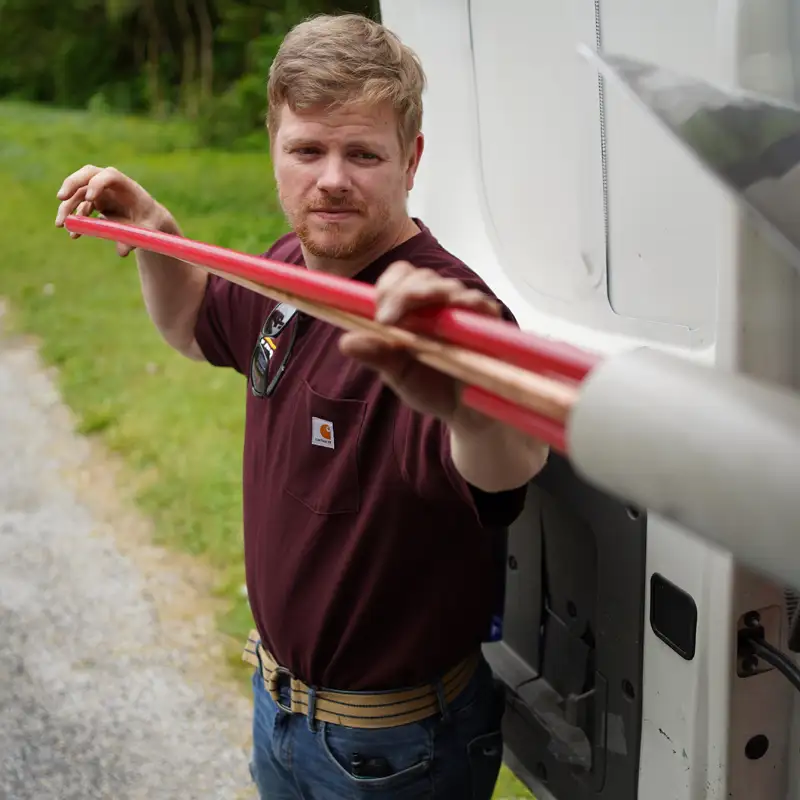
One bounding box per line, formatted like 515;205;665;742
55;13;548;798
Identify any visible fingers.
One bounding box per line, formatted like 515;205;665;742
56;164;102;201
55;164;112;228
117;239;134;258
83;166;126;204
69;197;95;239
339;331;407;364
374;260;415;299
55;170;136;256
56;192;99;238
339;330;458;420
338;331;412;386
55;165;141;229
374;261;501;326
55;185;89;228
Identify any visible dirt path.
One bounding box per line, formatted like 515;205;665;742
0;302;257;800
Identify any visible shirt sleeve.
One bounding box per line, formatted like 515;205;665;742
391;262;529;529
194;274;261;376
393;408;527;528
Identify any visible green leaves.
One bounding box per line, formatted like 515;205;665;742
1;0;381;147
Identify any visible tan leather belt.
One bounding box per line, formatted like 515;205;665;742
242;629;479;729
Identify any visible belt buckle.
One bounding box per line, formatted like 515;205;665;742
266;665;294;714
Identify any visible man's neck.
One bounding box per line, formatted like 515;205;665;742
302;217;421;277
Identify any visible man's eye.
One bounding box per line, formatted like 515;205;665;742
294;147;320;156
352;152;379;161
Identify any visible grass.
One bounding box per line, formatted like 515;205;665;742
0;100;533;799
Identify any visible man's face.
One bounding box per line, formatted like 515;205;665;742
271;100;422;264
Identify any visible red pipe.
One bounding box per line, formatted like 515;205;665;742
462;386;567;454
64;216;599;382
63;216;574;452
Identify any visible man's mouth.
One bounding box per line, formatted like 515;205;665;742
309;208;360;219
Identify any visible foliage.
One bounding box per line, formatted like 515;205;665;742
0;0;381;147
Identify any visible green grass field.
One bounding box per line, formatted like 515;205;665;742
0;100;533;799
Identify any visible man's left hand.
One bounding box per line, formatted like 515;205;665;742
338;260;500;428
339;260;549;491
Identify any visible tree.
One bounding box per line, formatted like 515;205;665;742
0;0;382;142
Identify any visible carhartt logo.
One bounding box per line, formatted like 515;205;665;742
311;417;334;449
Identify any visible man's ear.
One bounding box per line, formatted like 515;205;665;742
406;133;425;192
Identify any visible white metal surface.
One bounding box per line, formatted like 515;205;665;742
379;0;800;798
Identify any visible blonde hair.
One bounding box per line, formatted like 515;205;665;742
267;14;427;153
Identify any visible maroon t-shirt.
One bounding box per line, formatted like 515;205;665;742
194;220;527;690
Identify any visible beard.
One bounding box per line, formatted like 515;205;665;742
286;195;392;261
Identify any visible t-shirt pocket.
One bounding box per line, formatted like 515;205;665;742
284;379;367;515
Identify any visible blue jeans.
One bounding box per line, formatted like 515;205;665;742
248;654;506;799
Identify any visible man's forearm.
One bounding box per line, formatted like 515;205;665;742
448;410;549;493
135;209;208;360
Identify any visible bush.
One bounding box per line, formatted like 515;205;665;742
195;73;268;150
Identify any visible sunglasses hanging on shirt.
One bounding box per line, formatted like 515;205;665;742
250;302;301;398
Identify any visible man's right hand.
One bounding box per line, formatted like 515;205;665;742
55;165;175;258
55;164;206;361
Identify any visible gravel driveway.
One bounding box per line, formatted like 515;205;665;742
0;304;257;800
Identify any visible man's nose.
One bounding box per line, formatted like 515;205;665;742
316;155;352;194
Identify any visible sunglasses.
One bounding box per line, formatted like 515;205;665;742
250;302;300;398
